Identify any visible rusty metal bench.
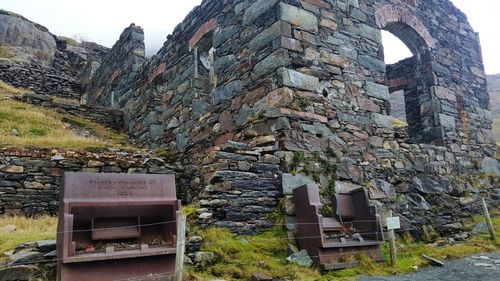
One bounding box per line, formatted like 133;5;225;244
57;172;181;281
293;183;384;270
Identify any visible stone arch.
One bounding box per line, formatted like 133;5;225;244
376;5;444;145
189;18;217;50
375;5;435;53
191;20;217;118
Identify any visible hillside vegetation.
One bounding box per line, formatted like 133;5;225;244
0;81;128;149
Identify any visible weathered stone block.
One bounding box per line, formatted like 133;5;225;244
320;51;349;68
253;49;291;77
243;0;280;26
366;82;390;101
439;114;456;129
359;24;381;43
372;113;393;129
278;3;318;33
359;55;386;72
249;21;291;51
277;68;319;91
0;165;24;173
368;179;396;199
212;80;243;105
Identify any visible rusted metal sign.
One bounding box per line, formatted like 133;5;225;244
57;172;181;281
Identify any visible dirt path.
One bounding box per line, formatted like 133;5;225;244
358;253;499;281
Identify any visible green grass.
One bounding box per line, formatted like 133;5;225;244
189;210;499;281
187;227;321;281
0;81;129;149
6;213;489;281
0;80;26;96
0;216;57;263
0;211;498;280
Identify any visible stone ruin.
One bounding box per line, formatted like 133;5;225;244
1;0;499;238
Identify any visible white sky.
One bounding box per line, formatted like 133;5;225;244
0;0;498;74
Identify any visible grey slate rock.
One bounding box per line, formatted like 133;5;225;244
35;240;56;252
287;249;313;267
213;80;242;105
282;173;316;195
0;265;40;281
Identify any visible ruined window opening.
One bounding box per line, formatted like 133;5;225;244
193;31;215;96
382;23;438;144
383;31;412;126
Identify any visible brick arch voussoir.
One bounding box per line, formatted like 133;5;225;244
375;5;436;49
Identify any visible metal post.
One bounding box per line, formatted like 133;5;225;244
388;210;397;266
481;198;496;241
175;213;186;281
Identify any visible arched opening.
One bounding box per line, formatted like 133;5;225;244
375;6;444;145
380;22;440;144
382;31;412;127
192;31;215;117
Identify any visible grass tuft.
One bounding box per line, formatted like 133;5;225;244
188;227;320;281
57;36;80;47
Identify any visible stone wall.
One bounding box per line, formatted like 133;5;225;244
15;92;123;130
84;24;146;108
53;39;109;85
0;59;81;98
82;0;499;235
0;148;176;216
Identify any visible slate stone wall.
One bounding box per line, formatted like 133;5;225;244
84;24;146;108
83;0;498;235
0;149;176;216
0;59;81;98
15;92;123;130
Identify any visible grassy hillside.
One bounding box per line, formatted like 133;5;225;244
0;81;128;149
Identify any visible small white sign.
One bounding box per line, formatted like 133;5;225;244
386;216;401;230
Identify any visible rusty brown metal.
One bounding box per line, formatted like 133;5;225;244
293;184;384;271
57;172;181;281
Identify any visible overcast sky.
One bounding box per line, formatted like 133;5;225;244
0;0;498;74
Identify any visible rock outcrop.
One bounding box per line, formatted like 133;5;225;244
0;9;109;100
0;10;57;66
